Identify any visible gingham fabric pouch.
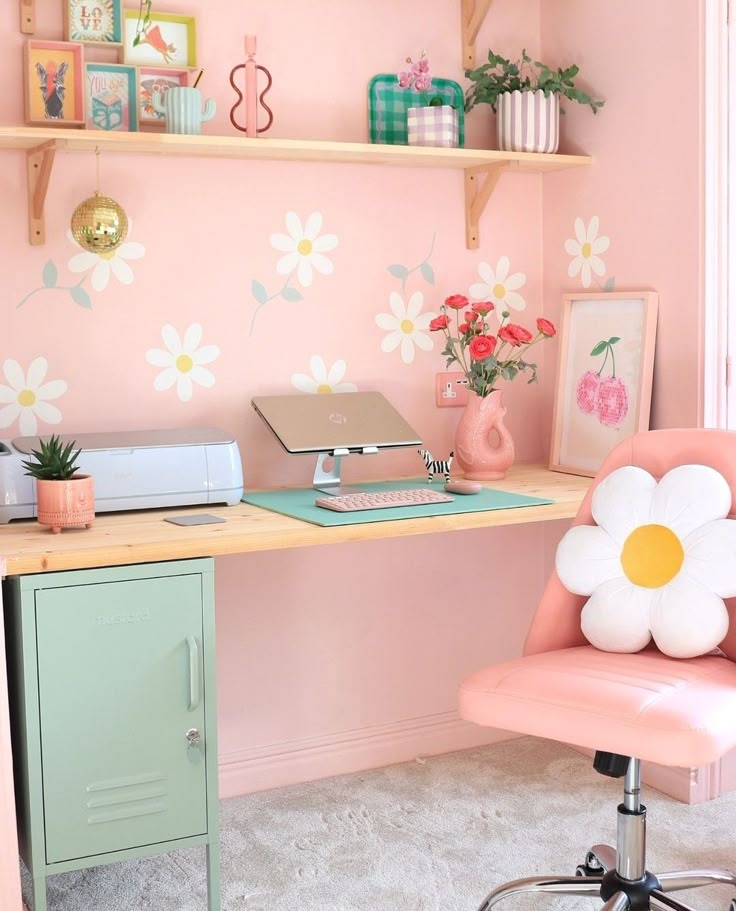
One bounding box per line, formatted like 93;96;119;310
407;105;459;148
368;74;465;147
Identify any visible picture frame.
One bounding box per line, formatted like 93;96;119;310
24;40;85;127
121;10;197;69
64;0;123;45
549;291;659;477
85;63;138;132
136;66;191;127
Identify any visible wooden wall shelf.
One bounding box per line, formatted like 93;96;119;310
461;0;494;68
0;126;592;249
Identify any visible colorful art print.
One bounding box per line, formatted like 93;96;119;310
138;68;190;124
550;292;659;477
85;63;137;132
122;11;197;68
64;0;123;44
24;40;85;126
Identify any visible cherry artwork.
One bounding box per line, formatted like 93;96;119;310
576;336;629;428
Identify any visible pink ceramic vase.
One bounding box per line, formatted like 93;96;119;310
36;475;95;534
454;389;515;480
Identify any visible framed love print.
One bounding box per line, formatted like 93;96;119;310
550;291;658;477
122;10;197;68
64;0;123;45
85;63;138;131
24;40;85;127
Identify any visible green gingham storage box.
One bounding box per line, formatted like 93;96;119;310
368;74;465;147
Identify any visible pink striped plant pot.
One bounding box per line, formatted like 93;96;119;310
496;89;560;154
407;105;459;148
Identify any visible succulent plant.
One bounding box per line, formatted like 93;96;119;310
22;435;82;481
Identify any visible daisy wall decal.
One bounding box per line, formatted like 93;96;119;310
375;291;435;365
67;223;146;292
250;211;339;335
469;256;527;320
145;323;220;402
0;357;67;435
291;356;358;394
565;216;611;289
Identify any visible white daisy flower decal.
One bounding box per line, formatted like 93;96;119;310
270;212;338;288
469;257;527;319
375;291;435;365
556;465;736;659
565;216;610;288
0;357;67;435
67;224;145;293
145;324;220;402
291;356;358;394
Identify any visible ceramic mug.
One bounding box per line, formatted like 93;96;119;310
152;87;216;135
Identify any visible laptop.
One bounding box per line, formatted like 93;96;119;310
251;391;422;455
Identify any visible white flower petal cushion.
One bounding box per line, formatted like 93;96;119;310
556;464;736;659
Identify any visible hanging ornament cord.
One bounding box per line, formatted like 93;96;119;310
95;146;101;195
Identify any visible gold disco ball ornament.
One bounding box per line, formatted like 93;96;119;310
70;191;128;255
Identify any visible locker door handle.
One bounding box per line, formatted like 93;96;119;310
186;635;200;711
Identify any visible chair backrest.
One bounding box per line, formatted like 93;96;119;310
524;428;736;661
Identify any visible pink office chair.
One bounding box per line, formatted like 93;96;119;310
459;429;736;911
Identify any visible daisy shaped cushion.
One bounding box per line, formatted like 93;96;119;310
556;464;736;659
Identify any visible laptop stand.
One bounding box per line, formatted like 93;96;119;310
313;448;378;496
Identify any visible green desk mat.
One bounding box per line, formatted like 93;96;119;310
242;481;553;527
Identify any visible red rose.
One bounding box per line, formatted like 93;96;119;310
445;294;469;310
429;314;450;331
458;322;472;334
537;317;556;337
499;323;533;346
472;301;495;316
469;335;497;361
465;310;479;322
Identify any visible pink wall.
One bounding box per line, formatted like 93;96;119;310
0;0;555;811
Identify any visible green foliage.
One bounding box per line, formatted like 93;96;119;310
22;435;82;481
464;49;604;115
132;0;152;47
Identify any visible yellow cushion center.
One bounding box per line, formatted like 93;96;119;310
621;523;684;588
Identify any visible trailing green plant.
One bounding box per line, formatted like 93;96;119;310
133;0;152;47
22;435;82;481
464;49;604;115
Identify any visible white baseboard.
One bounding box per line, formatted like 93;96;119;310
218;711;516;798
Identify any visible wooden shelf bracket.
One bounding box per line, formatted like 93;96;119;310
464;162;509;249
27;142;56;246
20;0;35;33
461;0;494;69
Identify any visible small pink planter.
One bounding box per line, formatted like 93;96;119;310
497;89;560;153
36;475;95;534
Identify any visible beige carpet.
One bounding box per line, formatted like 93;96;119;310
24;737;736;911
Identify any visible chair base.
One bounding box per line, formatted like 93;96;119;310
476;757;736;911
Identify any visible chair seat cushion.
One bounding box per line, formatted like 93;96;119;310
458;646;736;768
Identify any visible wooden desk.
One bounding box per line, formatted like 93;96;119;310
0;465;589;910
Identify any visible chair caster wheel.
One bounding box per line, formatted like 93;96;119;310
728;899;736;911
576;852;604;877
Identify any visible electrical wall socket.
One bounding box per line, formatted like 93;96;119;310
435;371;470;407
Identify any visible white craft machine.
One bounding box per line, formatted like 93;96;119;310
0;428;244;523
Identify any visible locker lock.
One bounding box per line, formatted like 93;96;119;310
186;728;201;748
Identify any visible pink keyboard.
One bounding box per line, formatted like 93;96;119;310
314;488;454;512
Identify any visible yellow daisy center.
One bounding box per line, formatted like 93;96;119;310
620;524;684;589
316;384;332;394
400;319;414;334
176;354;194;373
297;239;313;256
17;389;36;407
581;242;592;259
98;250;117;262
493;283;506;299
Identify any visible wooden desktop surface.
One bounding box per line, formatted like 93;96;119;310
0;465;590;577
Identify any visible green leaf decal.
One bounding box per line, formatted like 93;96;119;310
590;341;608;356
70;286;92;309
603;276;616;291
420;262;435;285
608;336;621;345
42;260;58;288
388;264;409;280
252;280;268;304
282;287;303;303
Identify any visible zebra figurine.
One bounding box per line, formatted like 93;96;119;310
418;448;454;484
